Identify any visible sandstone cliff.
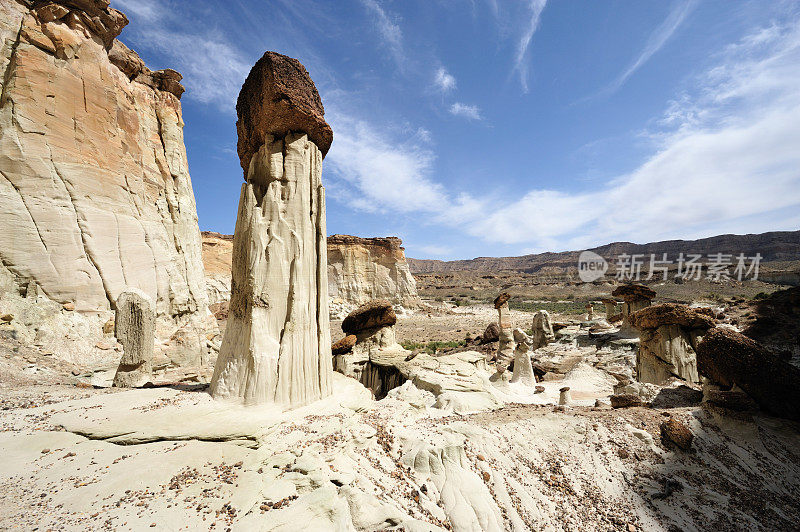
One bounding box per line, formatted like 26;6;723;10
327;234;419;309
0;0;213;364
202;232;420;311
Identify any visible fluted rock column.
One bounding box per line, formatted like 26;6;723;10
210;52;334;406
493;293;514;375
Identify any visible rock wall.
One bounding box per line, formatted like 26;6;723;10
327;235;419;308
202;232;421;311
0;0;213;364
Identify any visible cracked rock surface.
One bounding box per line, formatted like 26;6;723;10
0;0;212;366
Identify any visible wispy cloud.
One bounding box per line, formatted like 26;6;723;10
114;0;250;112
434;67;456;92
449;102;482;120
511;0;547;93
459;18;800;249
138;28;251;111
331;17;800;253
605;0;698;95
325;109;446;214
416;244;453;256
112;0;160;21
360;0;405;71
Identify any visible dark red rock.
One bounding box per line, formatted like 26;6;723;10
342;300;396;335
630;303;715;331
236;51;333;176
696;327;800;421
610;394;643;408
493;292;511;309
704;389;758;412
331;335;357;356
612;284;656;302
660;418;693;450
481;322;500;343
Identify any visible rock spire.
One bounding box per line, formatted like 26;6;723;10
209;52;333;406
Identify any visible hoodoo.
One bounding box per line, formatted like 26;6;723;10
209;52;333;406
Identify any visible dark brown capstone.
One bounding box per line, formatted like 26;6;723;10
660;417;693;450
696;327;800;421
342;300;396;335
629;303;715;331
610;394;643;408
493;292;511;309
236;51;333;176
481;322;500;343
609;393;644;408
704;389;758;412
331;335;357;356
612;284;656;302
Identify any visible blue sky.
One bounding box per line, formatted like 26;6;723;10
114;0;800;260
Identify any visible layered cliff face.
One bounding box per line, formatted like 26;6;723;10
202;232;420;314
0;0;213;364
327;235;419;309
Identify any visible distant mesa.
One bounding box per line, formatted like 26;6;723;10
407;230;800;274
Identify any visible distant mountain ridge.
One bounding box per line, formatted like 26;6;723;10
407;230;800;273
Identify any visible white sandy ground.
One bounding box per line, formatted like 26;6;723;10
2;362;800;531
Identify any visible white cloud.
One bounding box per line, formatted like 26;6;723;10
511;0;547;93
449;102;482;120
459;18;800;248
114;1;251;112
325;110;447;214
328;17;800;254
434;67;456;92
112;0;161;21
137;28;251;111
606;0;698;94
360;0;405;70
416;244;453;256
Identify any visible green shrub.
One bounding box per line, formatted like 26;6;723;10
400;339;466;354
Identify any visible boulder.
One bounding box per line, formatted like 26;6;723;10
236;51;334;176
696;328;800;421
342;300;397;335
481;322;500;343
108;39;145;79
660;418;693;450
332;335;357;356
112;289;155;388
610;394;643;408
704;389;757;412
